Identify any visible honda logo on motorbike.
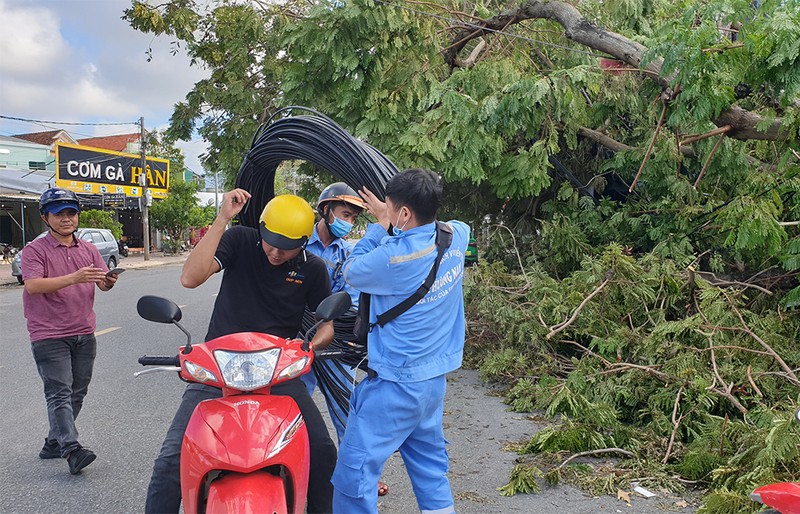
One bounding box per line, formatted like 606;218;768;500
233;400;259;407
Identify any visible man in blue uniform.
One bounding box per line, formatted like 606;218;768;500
302;183;364;441
304;182;390;496
332;168;470;514
305;182;364;310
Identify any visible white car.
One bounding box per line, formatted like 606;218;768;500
11;228;122;284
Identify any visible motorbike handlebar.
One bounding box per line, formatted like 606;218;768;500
315;348;347;359
138;355;180;367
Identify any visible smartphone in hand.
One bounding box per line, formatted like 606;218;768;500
106;268;125;277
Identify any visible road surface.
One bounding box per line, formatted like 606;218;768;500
0;263;698;513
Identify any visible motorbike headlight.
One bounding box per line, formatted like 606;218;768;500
184;361;218;384
214;349;280;391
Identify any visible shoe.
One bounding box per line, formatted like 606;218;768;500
39;438;61;459
67;447;96;475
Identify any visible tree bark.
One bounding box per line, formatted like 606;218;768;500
443;0;789;142
578;126;696;157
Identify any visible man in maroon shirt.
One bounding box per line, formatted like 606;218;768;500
21;188;119;475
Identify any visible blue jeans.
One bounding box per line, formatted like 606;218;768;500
30;334;97;457
145;379;336;514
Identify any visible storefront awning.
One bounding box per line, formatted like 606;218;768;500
0;168;55;195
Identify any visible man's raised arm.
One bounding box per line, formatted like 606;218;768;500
181;188;251;288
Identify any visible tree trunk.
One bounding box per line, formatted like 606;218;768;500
443;0;789;142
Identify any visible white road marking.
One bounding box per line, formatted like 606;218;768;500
95;326;121;336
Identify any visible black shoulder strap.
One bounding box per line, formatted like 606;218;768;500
375;221;453;328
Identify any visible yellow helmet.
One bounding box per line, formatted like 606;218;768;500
259;194;315;249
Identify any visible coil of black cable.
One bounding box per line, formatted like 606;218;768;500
301;309;367;422
301;309;366;366
234;106;399;228
233;107;396;422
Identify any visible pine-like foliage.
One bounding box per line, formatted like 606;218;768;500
464;244;800;512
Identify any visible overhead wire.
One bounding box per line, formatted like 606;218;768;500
0;114;139;126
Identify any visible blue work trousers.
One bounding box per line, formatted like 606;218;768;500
332;375;455;514
30;334;97;457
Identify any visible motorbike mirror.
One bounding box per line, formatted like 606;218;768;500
137;295;183;324
315;291;352;322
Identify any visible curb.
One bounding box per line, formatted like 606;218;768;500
0;251;190;288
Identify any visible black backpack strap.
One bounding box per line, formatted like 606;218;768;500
375;221;453;328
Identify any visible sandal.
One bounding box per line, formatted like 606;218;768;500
378;480;389;496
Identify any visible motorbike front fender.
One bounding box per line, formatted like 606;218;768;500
205;470;288;514
181;395;309;514
751;482;800;514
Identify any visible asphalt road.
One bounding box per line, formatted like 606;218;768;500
0;264;698;513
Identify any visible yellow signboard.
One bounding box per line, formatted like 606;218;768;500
55;142;170;199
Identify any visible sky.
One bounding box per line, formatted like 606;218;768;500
0;0;210;177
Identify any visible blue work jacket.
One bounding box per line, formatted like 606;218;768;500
343;220;470;382
306;225;360;307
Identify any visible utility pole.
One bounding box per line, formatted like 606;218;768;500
140;117;150;261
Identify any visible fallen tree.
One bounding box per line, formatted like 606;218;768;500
465;243;800;513
125;1;800;511
442;0;794;142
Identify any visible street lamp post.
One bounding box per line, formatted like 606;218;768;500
140;117;150;261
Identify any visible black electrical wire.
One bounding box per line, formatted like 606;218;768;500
302;309;368;422
302;310;362;354
235;106;399;228
313;358;355;429
238;106;396;423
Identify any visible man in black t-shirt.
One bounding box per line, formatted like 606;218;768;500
204;223;331;342
144;189;337;514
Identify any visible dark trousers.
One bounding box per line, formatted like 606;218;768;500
30;334;97;457
145;379;337;513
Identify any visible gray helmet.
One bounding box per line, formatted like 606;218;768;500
317;182;364;212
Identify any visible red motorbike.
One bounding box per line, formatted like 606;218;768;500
135;291;351;514
749;408;800;514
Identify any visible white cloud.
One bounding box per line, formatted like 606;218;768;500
70;74;140;119
0;0;69;77
0;0;210;173
175;138;209;176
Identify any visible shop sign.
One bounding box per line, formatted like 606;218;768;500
56;143;170;199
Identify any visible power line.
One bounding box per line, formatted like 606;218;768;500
0;115;139;126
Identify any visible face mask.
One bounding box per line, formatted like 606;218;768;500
392;211;408;236
329;216;353;238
